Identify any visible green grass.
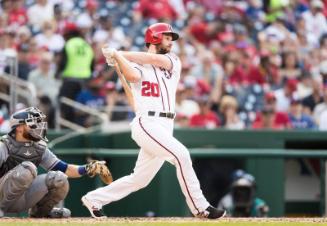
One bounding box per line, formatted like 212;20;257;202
0;222;327;226
0;224;323;226
0;223;326;226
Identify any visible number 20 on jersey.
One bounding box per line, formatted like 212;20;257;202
141;81;160;97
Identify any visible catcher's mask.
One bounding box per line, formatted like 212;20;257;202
10;107;48;142
231;177;255;217
145;23;179;46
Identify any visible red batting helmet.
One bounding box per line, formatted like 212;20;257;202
145;23;179;45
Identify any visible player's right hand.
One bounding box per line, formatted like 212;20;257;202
106;57;115;66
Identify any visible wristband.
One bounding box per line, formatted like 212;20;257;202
78;165;87;175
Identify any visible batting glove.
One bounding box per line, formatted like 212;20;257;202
102;47;117;58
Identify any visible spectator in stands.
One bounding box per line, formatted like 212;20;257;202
13;43;31;80
189;95;220;129
16;26;31;47
320;60;327;83
234;24;254;50
252;106;278;129
27;0;54;32
296;71;315;99
76;1;96;43
53;3;69;35
78;0;98;26
8;0;27;27
218;170;269;217
295;20;314;57
302;78;323;115
105;82;131;122
133;0;177;22
175;113;189;128
198;0;224;15
92;14;126;50
224;51;249;87
288;98;316;129
28;51;61;105
188;20;222;46
219;95;244;130
75;77;106;127
259;13;294;44
302;0;327;46
247;53;281;87
0;30;16;74
274;78;299;112
245;0;266;34
34;20;65;53
318;110;327;130
56;23;94;123
0;0;11;16
191;50;224;105
279;51;302;80
175;83;200;118
313;82;327;128
220;53;237;85
26;37;43;68
252;92;291;129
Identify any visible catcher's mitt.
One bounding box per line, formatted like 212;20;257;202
85;160;113;185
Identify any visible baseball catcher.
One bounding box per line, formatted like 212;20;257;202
0;107;112;218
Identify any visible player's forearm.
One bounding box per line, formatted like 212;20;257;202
113;51;141;83
119;51;172;71
65;164;84;178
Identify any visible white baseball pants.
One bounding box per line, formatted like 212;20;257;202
85;116;209;216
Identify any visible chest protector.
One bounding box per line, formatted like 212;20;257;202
0;135;46;177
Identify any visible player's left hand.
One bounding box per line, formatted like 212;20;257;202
102;47;117;66
85;160;113;185
102;47;117;59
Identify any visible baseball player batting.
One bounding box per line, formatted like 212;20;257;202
0;107;112;218
82;23;226;219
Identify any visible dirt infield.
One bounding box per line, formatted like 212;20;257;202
0;217;327;223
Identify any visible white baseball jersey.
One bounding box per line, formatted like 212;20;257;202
85;51;210;217
130;53;181;116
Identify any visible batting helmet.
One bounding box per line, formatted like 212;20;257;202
145;23;179;45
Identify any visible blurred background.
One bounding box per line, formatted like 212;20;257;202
1;0;327;218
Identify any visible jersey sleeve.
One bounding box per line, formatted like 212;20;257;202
39;148;60;171
129;62;144;79
165;52;181;76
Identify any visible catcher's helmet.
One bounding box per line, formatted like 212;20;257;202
10;107;48;142
145;23;179;45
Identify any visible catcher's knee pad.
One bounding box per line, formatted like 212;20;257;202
45;171;68;190
12;161;37;187
29;172;69;218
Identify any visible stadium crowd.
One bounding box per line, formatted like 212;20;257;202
1;0;327;131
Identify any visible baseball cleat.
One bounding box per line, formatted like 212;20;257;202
48;207;71;218
205;206;226;219
197;206;226;219
81;196;106;219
